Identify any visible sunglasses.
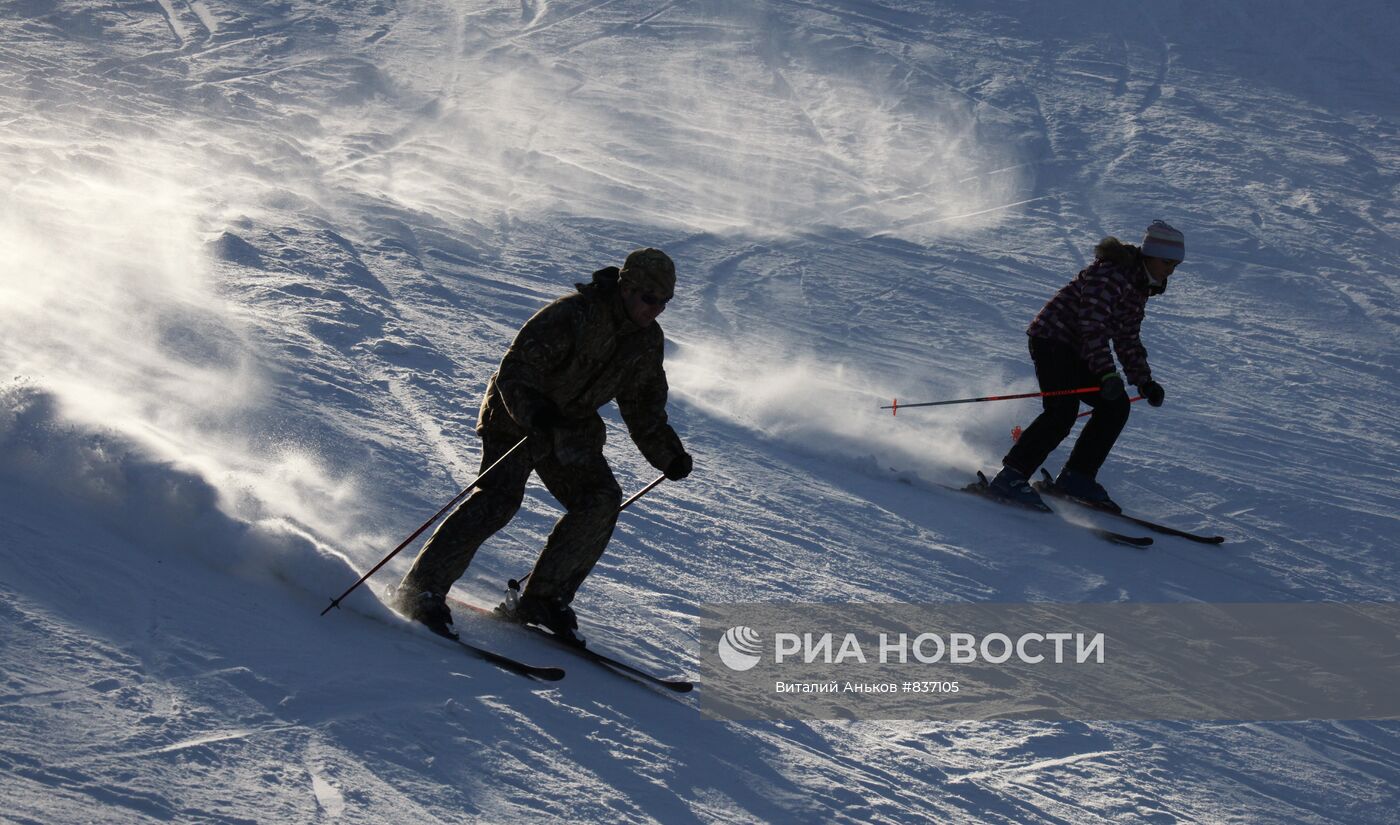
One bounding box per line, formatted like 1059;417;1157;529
639;292;670;307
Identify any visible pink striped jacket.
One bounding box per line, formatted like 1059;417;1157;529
1026;237;1154;386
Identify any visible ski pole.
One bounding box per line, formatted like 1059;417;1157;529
507;472;668;593
320;435;531;616
1011;396;1144;441
883;386;1099;415
620;473;668;513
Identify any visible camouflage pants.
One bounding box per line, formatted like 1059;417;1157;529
399;426;622;605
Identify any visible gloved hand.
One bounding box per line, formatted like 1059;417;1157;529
523;404;564;462
1099;372;1126;402
1139;380;1165;407
665;451;693;481
528;404;562;435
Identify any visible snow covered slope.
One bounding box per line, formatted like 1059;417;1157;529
2;0;1397;822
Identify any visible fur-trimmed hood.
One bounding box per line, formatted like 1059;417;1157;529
1094;236;1139;267
1094;237;1151;293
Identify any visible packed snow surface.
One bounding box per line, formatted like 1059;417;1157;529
2;0;1397;822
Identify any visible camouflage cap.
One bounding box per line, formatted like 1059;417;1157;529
619;247;676;300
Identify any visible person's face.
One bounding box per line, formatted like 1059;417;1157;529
1144;256;1179;284
622;285;668;327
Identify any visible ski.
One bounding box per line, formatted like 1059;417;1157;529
959;472;1154;548
1032;470;1226;544
516;623;695;694
430;625;567;682
383;588;566;681
449;596;694;693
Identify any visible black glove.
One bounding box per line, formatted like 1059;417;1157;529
1139;380;1165;407
665;451;693;481
527;403;562;434
522;405;563;462
1099;373;1125;402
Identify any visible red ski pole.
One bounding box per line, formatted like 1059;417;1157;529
1011;396;1144;441
883;386;1099;416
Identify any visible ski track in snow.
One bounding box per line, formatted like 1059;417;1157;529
2;0;1399;822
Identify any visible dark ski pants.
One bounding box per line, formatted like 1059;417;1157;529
1001;336;1130;480
400;425;622;606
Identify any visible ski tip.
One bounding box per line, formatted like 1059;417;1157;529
533;667;567;682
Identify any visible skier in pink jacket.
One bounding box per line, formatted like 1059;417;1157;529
987;221;1185;513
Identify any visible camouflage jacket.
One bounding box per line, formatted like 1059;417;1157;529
1026;238;1154;386
478;268;684;471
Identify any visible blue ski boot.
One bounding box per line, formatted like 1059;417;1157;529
986;466;1051;512
1053;468;1121;514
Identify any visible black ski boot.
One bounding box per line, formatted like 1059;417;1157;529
388;584;457;639
1053;468;1121;514
987;466;1051;511
500;592;587;648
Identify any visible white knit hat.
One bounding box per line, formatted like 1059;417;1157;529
1141;220;1185;261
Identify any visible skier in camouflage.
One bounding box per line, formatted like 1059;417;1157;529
392;248;692;645
987;221;1185;513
